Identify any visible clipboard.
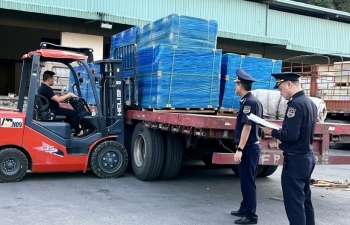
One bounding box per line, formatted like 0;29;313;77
247;113;280;130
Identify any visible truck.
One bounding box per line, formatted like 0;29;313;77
1;42;350;183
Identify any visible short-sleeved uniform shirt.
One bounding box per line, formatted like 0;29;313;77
234;92;264;144
37;83;59;110
271;91;317;153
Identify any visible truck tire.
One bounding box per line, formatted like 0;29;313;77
131;122;164;181
231;165;264;177
0;148;28;183
258;165;278;177
89;141;128;179
158;132;183;180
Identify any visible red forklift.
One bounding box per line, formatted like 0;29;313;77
0;43;128;182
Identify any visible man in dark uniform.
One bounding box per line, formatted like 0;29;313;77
231;68;263;225
260;72;317;225
38;70;87;137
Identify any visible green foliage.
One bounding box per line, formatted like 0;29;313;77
292;0;350;12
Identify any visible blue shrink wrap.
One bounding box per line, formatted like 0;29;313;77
138;14;218;49
110;26;139;56
219;53;282;111
137;45;222;109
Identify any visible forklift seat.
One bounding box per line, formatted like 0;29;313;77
34;94;66;121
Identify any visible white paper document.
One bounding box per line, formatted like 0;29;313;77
247;113;281;130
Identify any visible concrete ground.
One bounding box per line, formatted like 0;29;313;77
0;161;349;225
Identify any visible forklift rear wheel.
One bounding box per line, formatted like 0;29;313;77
131;122;164;181
0;148;28;183
89;141;128;179
158;132;183;180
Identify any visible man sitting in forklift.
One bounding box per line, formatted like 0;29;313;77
38;70;88;137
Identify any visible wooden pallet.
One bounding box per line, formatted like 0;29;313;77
142;107;217;114
216;107;238;117
216;111;238;117
311;179;350;190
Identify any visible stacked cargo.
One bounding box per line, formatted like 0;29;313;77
137;14;217;49
299;63;350;101
219;53;282;111
108;14;222;109
136;14;221;109
110;27;139;78
138;45;221;108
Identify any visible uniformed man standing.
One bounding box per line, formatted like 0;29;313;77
231;69;263;225
260;72;317;225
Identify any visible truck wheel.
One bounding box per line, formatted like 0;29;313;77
231;165;264;177
0;148;28;183
258;165;278;177
131;122;164;181
158;132;183;180
89;141;128;179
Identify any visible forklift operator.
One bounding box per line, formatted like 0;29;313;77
38;70;87;137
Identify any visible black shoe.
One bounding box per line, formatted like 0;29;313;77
231;210;245;217
234;217;257;224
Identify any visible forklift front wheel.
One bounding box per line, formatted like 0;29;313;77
89;141;128;179
0;148;28;183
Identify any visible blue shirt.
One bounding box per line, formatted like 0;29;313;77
235;92;263;144
271;91;317;153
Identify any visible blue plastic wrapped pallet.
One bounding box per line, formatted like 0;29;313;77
138;14;218;49
219;53;282;111
110;44;137;78
110;26;139;57
137;45;222;109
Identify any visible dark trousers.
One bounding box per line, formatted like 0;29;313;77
282;153;316;225
238;144;261;221
52;107;81;134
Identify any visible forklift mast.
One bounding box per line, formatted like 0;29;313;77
94;59;124;144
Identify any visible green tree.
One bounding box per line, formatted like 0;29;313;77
333;0;350;12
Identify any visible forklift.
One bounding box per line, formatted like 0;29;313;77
0;42;128;182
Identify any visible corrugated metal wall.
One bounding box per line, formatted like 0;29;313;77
269;10;350;55
0;0;267;35
1;0;350;55
0;8;130;36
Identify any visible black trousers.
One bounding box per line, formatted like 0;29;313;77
52;107;81;134
282;153;316;225
238;143;261;221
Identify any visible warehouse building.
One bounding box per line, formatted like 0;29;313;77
1;0;350;95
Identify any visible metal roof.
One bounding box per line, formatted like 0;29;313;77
268;0;350;21
1;0;350;57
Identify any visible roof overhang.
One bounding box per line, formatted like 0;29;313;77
267;0;350;21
